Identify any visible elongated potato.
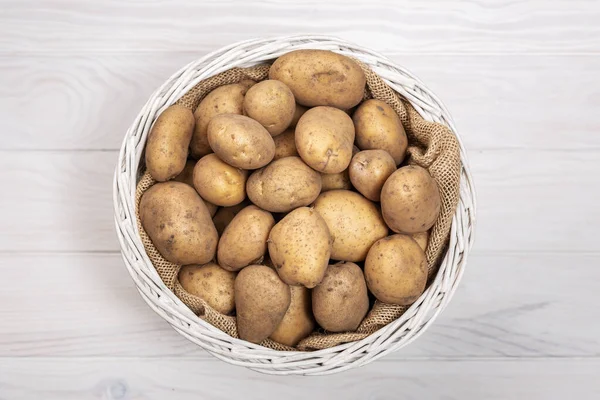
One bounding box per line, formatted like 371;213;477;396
349;150;396;201
174;160;218;216
193;154;247;207
270;286;315;346
243;80;296;136
178;263;236;314
273;128;298;160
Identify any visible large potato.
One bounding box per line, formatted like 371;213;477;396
381;165;441;233
178;263;236;314
273;128;298;160
268;207;332;288
217;205;275;271
145;105;195;182
269;50;366;109
365;235;427;305
246;156;321;212
270;286;315;347
207;114;275;169
312;262;369;332
212;202;248;236
313;190;388;262
193;154;248;207
139;182;217;265
243;80;295;136
353;99;408;165
295;106;355;174
174;160;217;216
349;150;396;201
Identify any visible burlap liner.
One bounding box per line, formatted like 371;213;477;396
135;61;461;351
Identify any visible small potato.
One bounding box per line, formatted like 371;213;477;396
353;99;408;165
217;205;275;271
412;231;429;252
268;207;332;288
243;80;296;136
320;170;351;192
174;160;217;216
145;105;195;182
381;165;441;233
365;235;427;305
290;104;308;127
140;182;217;265
178;263;236;314
295;106;355;174
270;286;315;347
349;150;396;201
207;114;275;169
273;128;298;160
212;202;248;235
193;154;247;207
312;262;369;332
246;156;321;213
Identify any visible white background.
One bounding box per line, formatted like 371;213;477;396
1;0;599;398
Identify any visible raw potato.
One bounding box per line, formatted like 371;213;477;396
295;106;355;174
193;153;248;207
217;205;275;271
212;202;247;235
273;128;298;160
290;104;308;127
381;165;441;233
139;182;218;265
269;49;366;109
353;99;408;165
412;231;429;252
243;80;296;136
365;235;427;305
313;190;388;262
207;114;275;169
270;286;315;347
349;150;396;201
312;262;369;332
320;170;351;192
178;263;236;314
145;105;195;182
173;160;217;216
234;265;291;343
246;156;321;213
268;207;332;288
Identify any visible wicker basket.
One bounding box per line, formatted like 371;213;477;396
113;35;476;375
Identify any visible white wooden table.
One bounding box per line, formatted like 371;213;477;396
1;1;599;398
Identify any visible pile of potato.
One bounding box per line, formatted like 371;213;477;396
140;50;441;346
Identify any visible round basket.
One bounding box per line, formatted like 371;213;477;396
113;35;476;375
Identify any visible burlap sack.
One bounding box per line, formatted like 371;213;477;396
135;61;461;351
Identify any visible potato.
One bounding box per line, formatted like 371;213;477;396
174;160;218;216
313;190;388;262
243;80;295;136
320;170;351;192
246;156;321;212
353;99;408;165
381;165;441;233
295;106;355;174
349;150;396;201
273;128;298;160
270;286;315;346
217;205;275;271
207;114;275;169
269;50;366;109
193;154;248;207
178;263;236;314
145;105;195;182
365;235;427;305
268;207;332;288
212;202;248;235
290;104;308;127
235;265;291;343
312;262;369;332
140;182;217;265
412;231;429;252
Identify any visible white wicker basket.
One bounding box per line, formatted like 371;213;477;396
113;35;476;375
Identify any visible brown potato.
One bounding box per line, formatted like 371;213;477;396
320;170;351;192
381;165;441;233
365;235;427;305
273;128;298;160
269;50;366;109
243;80;296;136
290;104;308;127
193;153;248;207
217;205;275;271
312;262;369;332
212;202;248;236
270;286;315;347
295;106;355;174
173;160;218;216
412;231;429;252
313;190;388;262
353;99;408;165
140;182;217;265
145;105;195;182
349;150;396;201
178;263;236;314
246;156;321;213
235;265;291;343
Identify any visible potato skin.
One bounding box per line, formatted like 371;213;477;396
212;201;248;236
349;150;396;201
313;190;388;262
217;205;275;272
193;154;248;207
145;105;195;182
269;50;366;109
353;99;408;165
312;262;369;332
268;207;332;288
178;263;236;314
365;235;427;305
411;231;429;252
295;106;355;174
273;128;298;160
246;156;322;213
243;80;296;136
140;182;218;265
270;286;315;346
320;170;351;192
174;160;217;216
381;165;441;233
290;104;308;127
